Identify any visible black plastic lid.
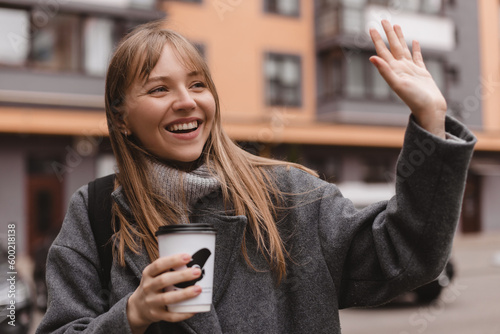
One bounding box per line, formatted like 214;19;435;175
155;223;217;236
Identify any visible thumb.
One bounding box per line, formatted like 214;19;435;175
369;56;399;88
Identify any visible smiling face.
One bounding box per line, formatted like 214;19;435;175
122;43;216;165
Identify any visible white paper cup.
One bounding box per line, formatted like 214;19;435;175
155;223;216;313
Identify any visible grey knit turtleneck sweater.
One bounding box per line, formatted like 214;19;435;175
147;159;220;224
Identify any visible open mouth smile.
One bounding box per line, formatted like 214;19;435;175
166;120;200;134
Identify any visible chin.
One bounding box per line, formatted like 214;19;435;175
175;154;203;163
161;153;204;169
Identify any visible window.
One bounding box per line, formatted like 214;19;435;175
31;14;81;72
265;53;302;107
368;0;387;5
319;49;447;102
265;0;300;17
370;63;391;100
425;59;445;92
341;6;364;34
0;3;160;76
65;0;157;9
83;18;114;76
193;43;206;59
318;0;337;8
365;0;443;14
0;8;30;66
130;0;158;8
29;14;117;76
320;54;342;101
165;0;202;3
316;2;339;40
400;0;421;12
345;53;366;98
340;0;366;6
421;0;442;14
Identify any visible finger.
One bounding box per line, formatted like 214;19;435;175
163;311;196;323
149;287;201;323
148;267;202;292
369;28;395;62
144;253;191;278
369;56;399;89
412;40;426;68
381;20;405;59
152;287;202;323
394;24;412;60
159;285;202;308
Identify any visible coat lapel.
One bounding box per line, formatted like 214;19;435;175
123;243;150;279
181;214;247;333
192;214;247;305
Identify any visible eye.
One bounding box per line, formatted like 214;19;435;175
191;81;207;90
148;86;167;94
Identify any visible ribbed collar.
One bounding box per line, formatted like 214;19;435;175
147;159;220;223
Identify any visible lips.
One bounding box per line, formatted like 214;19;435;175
166;120;199;133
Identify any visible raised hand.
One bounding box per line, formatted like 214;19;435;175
369;20;446;139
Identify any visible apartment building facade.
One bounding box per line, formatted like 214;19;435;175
1;0;499;256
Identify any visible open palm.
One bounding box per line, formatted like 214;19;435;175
369;20;446;138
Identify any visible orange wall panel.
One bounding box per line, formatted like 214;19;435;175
477;0;500;133
161;0;315;123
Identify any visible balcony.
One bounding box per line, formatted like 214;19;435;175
0;0;164;109
0;0;159;13
316;3;455;53
317;98;410;126
315;1;453;126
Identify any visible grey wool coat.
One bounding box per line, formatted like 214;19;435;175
37;116;476;334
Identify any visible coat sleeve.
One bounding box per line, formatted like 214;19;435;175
35;186;134;334
308;115;476;308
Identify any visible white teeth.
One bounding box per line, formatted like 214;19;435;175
168;121;198;132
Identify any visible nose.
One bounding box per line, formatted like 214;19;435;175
172;87;196;112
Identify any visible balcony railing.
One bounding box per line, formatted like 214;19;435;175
0;0;164;108
316;2;454;52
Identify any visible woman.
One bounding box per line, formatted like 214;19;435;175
37;19;476;333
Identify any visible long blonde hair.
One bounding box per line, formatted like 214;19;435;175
105;20;316;281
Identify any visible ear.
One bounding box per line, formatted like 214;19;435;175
117;121;132;137
110;100;132;136
111;115;131;137
120;127;131;137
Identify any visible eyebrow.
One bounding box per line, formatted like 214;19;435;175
142;71;201;87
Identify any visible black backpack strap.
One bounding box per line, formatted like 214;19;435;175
88;174;116;288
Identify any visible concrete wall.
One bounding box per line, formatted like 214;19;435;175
63;155;96;210
482;174;500;232
0;134;106;254
0;146;26;254
446;0;483;130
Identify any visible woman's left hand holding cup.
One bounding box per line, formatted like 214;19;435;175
127;253;202;334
